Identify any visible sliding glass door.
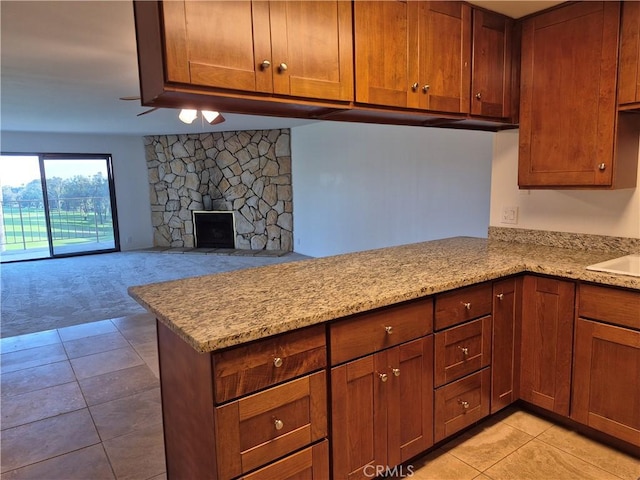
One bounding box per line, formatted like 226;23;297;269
0;153;120;262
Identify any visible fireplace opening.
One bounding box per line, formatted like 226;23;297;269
193;211;236;248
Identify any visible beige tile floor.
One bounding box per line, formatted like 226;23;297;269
1;313;638;479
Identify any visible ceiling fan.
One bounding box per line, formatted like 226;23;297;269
119;96;226;125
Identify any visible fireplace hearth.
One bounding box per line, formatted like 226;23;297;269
193;211;236;248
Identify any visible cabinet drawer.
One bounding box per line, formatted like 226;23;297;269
240;440;329;480
434;316;492;387
435;283;492;330
579;284;640;330
330;299;433;365
434;368;491;442
216;371;327;480
213;325;326;404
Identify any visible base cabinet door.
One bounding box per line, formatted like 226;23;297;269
331;337;433;480
572;319;640;447
519;276;575;416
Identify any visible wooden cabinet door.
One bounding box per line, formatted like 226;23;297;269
518;2;620;187
411;1;471;113
331;354;387;480
386;337;434;466
269;1;353;101
572;319;640;447
161;1;272;92
471;9;513;119
354;0;410;108
618;1;640;108
520;276;575;416
491;277;519;413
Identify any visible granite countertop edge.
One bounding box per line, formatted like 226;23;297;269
128;237;640;353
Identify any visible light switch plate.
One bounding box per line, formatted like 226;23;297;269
501;206;519;224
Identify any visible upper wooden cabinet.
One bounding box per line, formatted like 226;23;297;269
160;1;353;102
518;1;639;189
354;1;471;114
618;1;640;108
471;8;514;119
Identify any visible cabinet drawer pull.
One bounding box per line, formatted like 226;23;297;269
274;418;284;430
463;302;472;310
411;82;419;91
598;163;606;171
260;60;271;69
422;84;430;93
391;368;400;377
273;357;283;368
458;399;469;410
496;293;504;300
475;92;482;100
278;62;288;73
384;325;393;335
458;346;469;357
379;373;388;382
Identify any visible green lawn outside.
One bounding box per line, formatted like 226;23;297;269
1;206;115;251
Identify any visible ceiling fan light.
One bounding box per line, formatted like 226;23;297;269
178;109;197;124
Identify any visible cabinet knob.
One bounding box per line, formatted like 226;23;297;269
391;368;400;377
422;84;430;93
463;302;472;310
278;62;288;73
273;357;283;368
260;60;271;70
458;346;469;357
274;418;284;430
459;399;470;410
598;163;606;171
379;372;388;382
385;325;393;335
475;92;482;100
411;82;419;91
496;293;504;300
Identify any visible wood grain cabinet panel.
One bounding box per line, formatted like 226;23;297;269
435;282;492;330
434;368;491;442
578;284;640;329
572;319;640;447
213;324;326;403
240;440;329;480
518;1;639;189
470;8;513;119
354;1;470;114
519;276;575;416
216;371;327;479
434;315;491;387
618;0;640;108
331;337;433;480
160;0;353;102
491;277;520;413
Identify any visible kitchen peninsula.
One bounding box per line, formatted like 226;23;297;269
129;234;640;479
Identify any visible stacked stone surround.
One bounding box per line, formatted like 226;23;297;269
144;129;293;251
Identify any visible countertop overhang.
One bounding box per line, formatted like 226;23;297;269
128;236;640;353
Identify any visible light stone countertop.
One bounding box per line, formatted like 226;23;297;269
128;236;640;353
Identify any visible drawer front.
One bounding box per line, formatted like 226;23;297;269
216;371;327;479
240;440;329;480
434;316;492;387
579;284;640;329
434;368;491;442
213;324;326;403
435;283;493;330
330;298;433;365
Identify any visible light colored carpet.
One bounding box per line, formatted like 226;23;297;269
0;250;310;338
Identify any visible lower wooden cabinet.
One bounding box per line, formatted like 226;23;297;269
434;368;491;442
519;276;575;415
240;440;329;480
491;277;520;413
572;319;640;446
331;337;434;480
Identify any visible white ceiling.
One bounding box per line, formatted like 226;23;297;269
0;1;563;137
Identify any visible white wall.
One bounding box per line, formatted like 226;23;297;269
490;130;640;239
291;122;494;257
1;132;153;250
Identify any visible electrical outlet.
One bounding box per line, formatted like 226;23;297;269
501;206;519;225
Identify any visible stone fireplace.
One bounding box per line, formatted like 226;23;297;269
144;129;293;250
